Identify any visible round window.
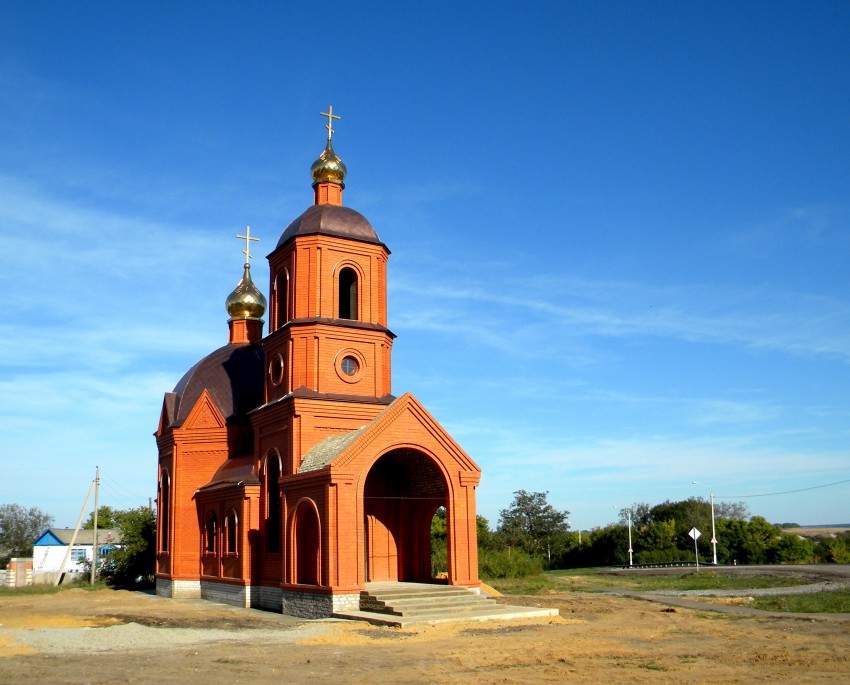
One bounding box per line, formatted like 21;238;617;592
269;354;285;386
340;356;358;376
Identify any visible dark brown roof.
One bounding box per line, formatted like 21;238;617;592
196;455;259;492
275;204;383;248
252;387;395;415
170;343;264;428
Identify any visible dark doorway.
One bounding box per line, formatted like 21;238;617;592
363;449;447;582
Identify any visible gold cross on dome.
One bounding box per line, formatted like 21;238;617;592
320;105;341;142
236;226;259;263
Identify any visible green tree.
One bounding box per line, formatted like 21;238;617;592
714;501;749;521
0;504;53;568
816;536;850;564
100;507;156;588
431;509;493;577
582;524;628;566
430;507;447;576
83;505;125;530
634;519;689;564
773;533;814;564
716;516;781;565
497;490;569;561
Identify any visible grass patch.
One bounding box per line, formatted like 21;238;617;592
484;574;565;595
0;581;104;596
751;590;850;613
488;569;810;595
548;570;805;592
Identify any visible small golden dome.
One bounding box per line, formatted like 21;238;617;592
226;264;267;320
311;141;347;186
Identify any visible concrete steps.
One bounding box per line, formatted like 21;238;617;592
334;581;559;626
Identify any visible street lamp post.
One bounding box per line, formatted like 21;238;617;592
615;506;633;567
692;481;718;565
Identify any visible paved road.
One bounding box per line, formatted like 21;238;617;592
596;564;850;620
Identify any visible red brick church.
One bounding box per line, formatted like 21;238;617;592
154;110;482;617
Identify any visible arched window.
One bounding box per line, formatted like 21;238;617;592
338;267;358;320
225;510;238;555
159;473;170;552
266;455;281;553
274;268;290;330
205;512;217;554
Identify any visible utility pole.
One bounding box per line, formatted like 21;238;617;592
709;491;718;566
55;476;96;586
90;466;99;584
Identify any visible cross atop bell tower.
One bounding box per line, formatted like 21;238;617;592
311;105;347;206
320;105;340;143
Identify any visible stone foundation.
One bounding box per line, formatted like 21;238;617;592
200;580;250;607
156;577;201;599
157;577;357;618
250;584;283;611
281;588;359;618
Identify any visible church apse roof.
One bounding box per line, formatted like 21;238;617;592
168;343;264;428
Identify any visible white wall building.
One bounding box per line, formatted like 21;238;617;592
32;528;122;581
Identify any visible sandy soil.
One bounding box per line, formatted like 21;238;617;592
1;580;849;684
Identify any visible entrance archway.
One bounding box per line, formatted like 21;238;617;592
293;501;320;585
363;449;447;582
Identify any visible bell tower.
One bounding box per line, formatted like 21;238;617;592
255;108;395;474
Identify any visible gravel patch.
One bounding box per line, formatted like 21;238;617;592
5;620;336;655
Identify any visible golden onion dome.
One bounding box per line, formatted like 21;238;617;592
226;264;267;320
311;141;347;186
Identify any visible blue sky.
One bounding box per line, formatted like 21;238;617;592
1;2;849;531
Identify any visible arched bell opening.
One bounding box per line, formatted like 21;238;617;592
363;448;448;583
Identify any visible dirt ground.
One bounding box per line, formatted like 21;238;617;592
1;575;849;684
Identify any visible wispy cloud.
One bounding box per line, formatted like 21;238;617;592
733;203;850;251
389;265;850;363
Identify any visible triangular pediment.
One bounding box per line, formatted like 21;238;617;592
182;389;226;430
156;393;178;436
305;392;479;479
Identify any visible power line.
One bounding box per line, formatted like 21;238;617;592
719;477;850;499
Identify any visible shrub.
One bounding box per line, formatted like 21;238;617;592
479;547;543;579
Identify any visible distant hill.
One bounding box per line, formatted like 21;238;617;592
782;526;850;537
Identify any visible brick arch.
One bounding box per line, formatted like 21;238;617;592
262;450;282;554
158;470;172;554
291;498;321;586
361;447;448;583
331;259;364;321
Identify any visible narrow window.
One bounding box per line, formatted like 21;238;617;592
338;267;358;320
275;269;290;330
159;474;170;552
205;513;217;554
226;511;238;555
266;457;281;553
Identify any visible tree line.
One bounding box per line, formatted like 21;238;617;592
5;494;848;586
435;490;850;578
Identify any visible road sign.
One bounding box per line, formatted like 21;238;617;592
689;527;701;540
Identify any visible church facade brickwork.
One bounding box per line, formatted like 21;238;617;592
155;113;481;617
